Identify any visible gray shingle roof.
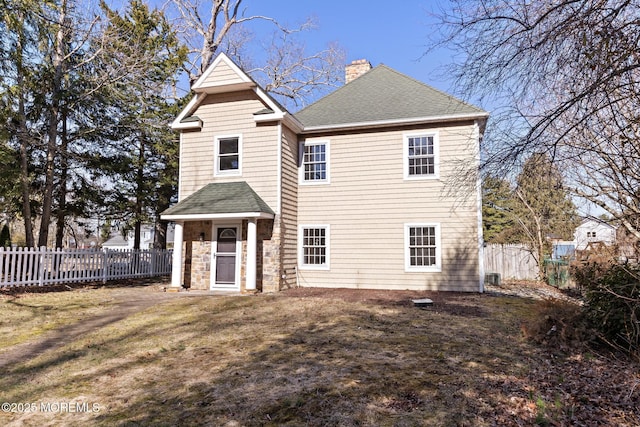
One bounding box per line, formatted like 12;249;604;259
161;182;274;218
294;64;486;129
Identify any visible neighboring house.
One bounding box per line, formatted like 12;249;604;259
102;234;130;250
102;224;174;250
161;54;488;293
574;218;617;251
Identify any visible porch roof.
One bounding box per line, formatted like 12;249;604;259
160;182;275;221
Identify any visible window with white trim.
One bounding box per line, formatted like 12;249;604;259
404;133;438;179
405;223;441;272
215;135;241;176
301;141;329;183
299;225;330;269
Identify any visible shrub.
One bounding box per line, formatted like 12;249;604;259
572;258;640;358
521;298;592;352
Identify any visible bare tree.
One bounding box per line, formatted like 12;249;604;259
434;0;640;238
167;0;282;84
167;0;345;107
250;27;345;109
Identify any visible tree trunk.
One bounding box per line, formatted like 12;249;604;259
55;107;69;248
154;221;168;249
516;189;546;280
18;109;34;248
15;12;34;248
133;137;145;250
38;0;68;247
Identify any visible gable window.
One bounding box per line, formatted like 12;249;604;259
404;133;439;179
299;225;330;269
300;141;329;183
587;231;596;238
405;223;441;272
215;135;242;176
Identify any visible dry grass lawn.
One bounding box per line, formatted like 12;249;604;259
0;282;638;426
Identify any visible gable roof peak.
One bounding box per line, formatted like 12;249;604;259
172;52;302;131
191;52;253;92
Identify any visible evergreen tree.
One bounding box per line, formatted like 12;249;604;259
482;175;516;243
512;153;580;277
93;0;187;249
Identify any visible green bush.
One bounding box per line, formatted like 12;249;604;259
572;259;640;357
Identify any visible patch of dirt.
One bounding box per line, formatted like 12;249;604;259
485;280;581;303
281;280;577;303
278;281;576;318
278;286;494;318
279;286;440;305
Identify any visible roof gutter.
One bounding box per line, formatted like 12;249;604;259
161;212;275;221
300;112;489;135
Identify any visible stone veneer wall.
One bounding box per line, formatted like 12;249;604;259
240;217;281;293
182;221;212;290
261;218;281;292
182;218;282;292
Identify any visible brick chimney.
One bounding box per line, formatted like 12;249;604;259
345;59;372;83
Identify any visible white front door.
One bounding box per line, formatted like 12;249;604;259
211;224;241;291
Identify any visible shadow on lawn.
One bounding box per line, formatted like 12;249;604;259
80;297;531;426
3;292;637;426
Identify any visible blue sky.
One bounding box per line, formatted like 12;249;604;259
247;1;457;95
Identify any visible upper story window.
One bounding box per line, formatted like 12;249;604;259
300;141;329;184
404;133;439;179
215;135;242;176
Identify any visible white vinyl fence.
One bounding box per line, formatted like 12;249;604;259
0;247;172;288
484;243;539;281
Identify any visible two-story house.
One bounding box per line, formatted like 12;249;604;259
574;218;617;251
161;54;488;293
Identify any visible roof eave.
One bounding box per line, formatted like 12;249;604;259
161;212;275;221
172;117;203;130
300;112;489;134
195;81;255;94
253;111;304;133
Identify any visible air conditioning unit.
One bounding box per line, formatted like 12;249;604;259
485;273;501;286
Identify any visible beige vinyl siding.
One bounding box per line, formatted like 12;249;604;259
179;90;279;211
200;60;245;87
297;122;481;291
279;125;299;288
